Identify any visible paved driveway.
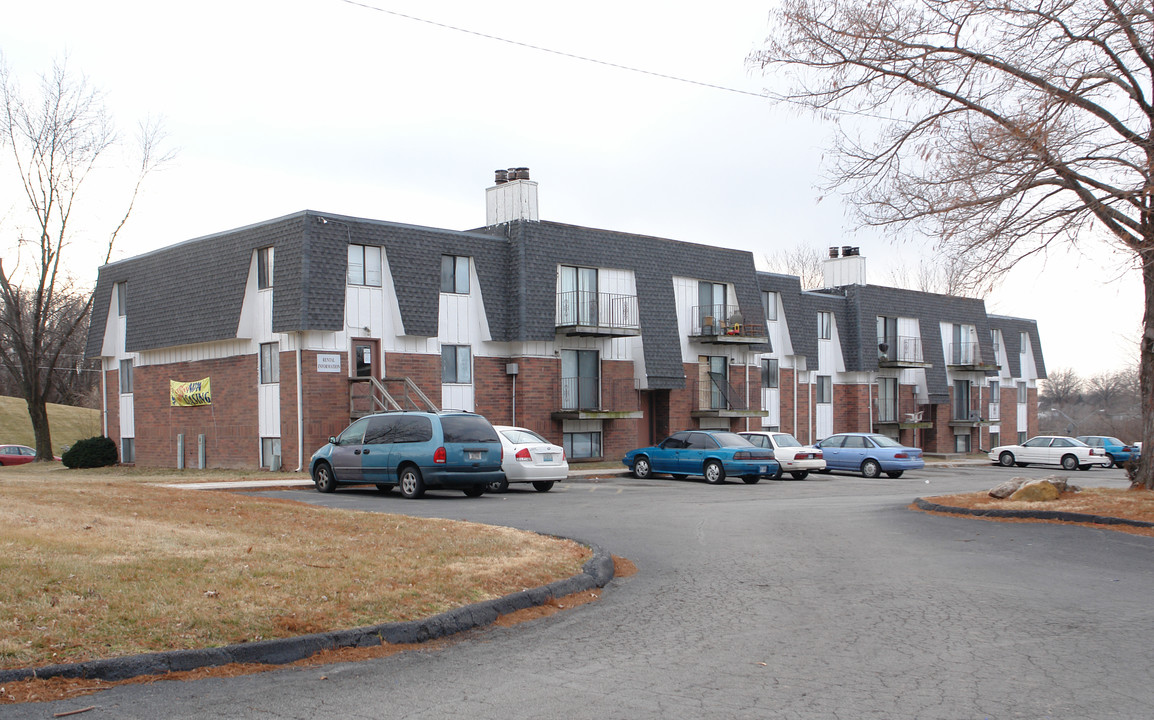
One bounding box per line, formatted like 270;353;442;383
12;465;1153;719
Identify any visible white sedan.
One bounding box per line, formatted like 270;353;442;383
488;426;568;493
989;435;1105;471
738;431;825;480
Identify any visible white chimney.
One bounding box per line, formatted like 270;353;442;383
823;246;867;287
485;167;538;225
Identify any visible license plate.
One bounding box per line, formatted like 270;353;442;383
543;455;553;462
759;465;767;473
467;451;483;461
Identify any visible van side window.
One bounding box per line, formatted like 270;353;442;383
364;416;397;445
337;417;371;446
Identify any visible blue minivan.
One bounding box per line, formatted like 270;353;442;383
310;411;504;498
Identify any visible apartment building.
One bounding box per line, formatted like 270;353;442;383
85;170;1045;469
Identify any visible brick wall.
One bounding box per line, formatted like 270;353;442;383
505;356;561;442
133;356;257;469
474;356;514;426
386;352;442;407
298;351;351;465
832;383;871;435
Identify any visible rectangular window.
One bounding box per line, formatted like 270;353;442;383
257;247;274;289
1017;381;1027;404
561;349;600;410
816;375;832;404
117;282;127;317
1020;332;1029;354
347;245;383;286
260;342;280;384
761;358;779;389
119;359;133;394
991;330;1000;358
989;431;1000;449
559;266;598;326
563;431;602;460
954;380;972;421
818;311;832;340
878;377;898;423
955;433;971;453
121;437;134;464
1018;430;1027;445
698;281;727;332
441;255;470;294
261;438;282;470
762;291;778;322
877;316;898;358
441;345;472;383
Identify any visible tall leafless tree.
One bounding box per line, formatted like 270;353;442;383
0;58;169;461
761;241;826;289
750;0;1154;487
1040;367;1084;409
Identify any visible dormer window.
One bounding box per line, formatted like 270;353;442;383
348;245;382;286
257;247;274;289
117;282;127;317
441;255;470;294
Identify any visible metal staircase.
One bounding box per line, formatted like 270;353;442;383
349;376;438;419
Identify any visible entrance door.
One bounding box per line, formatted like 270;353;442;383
352;339;380;378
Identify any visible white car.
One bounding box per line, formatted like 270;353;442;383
989;436;1104;471
738;431;825;480
488;426;568;492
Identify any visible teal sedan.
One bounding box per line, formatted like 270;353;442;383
622;430;778;484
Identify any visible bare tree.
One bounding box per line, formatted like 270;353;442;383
0;58;169;461
1087;369;1128;409
762;241;825;289
1040;368;1083;409
888;254;981;297
750;0;1154;487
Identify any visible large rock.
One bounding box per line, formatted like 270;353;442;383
1008;479;1061;502
989;478;1026;499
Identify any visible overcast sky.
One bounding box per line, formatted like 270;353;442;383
1;0;1141;377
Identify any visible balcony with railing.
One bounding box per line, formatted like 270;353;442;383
690;372;768;418
873;397;932;429
689;304;768;345
555;291;641;337
550;376;644;420
877;335;930;368
947;342;1000;371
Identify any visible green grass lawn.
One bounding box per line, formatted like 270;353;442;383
0;395;102;455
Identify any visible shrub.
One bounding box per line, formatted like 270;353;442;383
62;436;119;469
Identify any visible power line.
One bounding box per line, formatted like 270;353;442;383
335;0;769;99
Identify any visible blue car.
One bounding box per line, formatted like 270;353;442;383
310;411;504;498
1076;436;1140;469
815;432;924;478
622;430;779;484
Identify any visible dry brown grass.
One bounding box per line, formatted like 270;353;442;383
0;464;591;671
918;486;1154;538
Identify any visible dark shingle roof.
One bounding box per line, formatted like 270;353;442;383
988;315;1048;380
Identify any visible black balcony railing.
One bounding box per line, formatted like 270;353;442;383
693;372;750;412
691;304;764;339
948;341;987;366
556;291;639;330
877;335;924;364
557;376;640;413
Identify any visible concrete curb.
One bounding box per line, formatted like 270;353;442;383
913;497;1154;529
0;539;615;685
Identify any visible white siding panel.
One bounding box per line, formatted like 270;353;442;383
258;384;280;437
119;394;135;439
761;388;781;427
442;384;474;412
816;403;833;439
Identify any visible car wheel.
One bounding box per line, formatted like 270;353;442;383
703;460;725;484
462;486;486;497
1061;454;1078;471
1103;454;1116;469
532;481;555;492
861;459;881;479
312;462;336;493
998;452;1015;467
741;475;761;484
790;471;809;481
487;477;509;493
885;471;904;479
398;465;425;499
375;483;393;494
632;456;652;479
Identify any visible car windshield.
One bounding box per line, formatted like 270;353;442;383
869;435;904;448
712;432;755;448
772;433;802;447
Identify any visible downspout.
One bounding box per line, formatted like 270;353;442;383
792;359;798;440
869;372;875;433
808;371;814;444
101;359;108;437
744;353;750;432
295;333;304;472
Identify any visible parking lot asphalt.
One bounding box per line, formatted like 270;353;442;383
12;463;1153;719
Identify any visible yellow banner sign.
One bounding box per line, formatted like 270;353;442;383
170;378;212;406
